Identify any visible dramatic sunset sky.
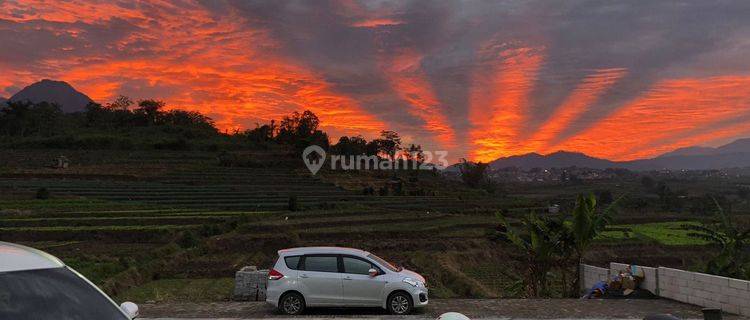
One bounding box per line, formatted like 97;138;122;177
2;0;750;162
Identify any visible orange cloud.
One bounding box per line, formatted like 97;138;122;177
469;46;544;162
378;48;457;148
547;76;750;160
523;68;626;153
641;121;750;159
0;0;385;139
351;18;403;28
0;0;147;23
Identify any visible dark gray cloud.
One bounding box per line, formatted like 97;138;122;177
2;0;750;159
213;0;750;151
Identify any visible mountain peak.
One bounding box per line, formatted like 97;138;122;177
490;150;616;169
8;79;93;113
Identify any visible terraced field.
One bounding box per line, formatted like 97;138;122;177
0;149;733;303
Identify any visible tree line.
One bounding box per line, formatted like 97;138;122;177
0;96;424;161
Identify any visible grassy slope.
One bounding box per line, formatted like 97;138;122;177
1;149;746;301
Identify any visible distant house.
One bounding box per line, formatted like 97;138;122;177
548;204;560;214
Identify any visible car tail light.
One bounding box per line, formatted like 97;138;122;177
268;268;284;280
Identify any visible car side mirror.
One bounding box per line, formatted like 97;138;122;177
368;268;379;277
120;302;139;319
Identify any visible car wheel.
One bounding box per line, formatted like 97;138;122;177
279;292;305;315
388;292;413;315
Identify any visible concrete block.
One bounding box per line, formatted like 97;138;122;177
705;299;722;309
703;282;729;294
727;295;747;307
695;272;730;287
721;286;741;298
696;289;713;300
721;303;740;315
233;266;269;301
672;293;689;303
688;295;706;307
729;279;750;291
677;286;692;295
676;277;689;287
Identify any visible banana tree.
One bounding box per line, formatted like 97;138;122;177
568;194;617;294
686;198;750;279
497;212;561;297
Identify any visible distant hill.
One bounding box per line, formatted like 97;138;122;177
490;151;616;170
715;138;750;154
8;79;92;113
658;146;717;158
0;96;6;106
658;138;750;158
482;138;750;171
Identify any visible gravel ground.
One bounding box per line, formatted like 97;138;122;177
139;299;749;319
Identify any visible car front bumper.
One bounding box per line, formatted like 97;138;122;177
410;287;429;308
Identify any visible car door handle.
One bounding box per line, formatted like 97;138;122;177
343;276;352;280
300;274;309;278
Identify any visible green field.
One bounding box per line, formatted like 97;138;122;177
600;221;709;245
0;149;743;301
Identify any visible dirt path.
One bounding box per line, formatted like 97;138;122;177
139;299;749;319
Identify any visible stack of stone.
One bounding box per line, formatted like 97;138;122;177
233;266;269;301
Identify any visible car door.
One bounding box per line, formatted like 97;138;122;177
341;255;387;306
297;255;343;306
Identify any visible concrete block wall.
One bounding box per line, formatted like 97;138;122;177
659;267;750;316
581;263;750;316
580;264;610;293
610;262;659;295
233;266;269;301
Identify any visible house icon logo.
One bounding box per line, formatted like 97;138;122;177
302;145;326;175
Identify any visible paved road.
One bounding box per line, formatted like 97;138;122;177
138;299;750;319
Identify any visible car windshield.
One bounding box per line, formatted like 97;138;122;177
367;253;401;272
0;267;128;320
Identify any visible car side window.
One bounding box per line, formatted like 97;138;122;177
302;255;339;272
284;256;301;270
342;256;377;275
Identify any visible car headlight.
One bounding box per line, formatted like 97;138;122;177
403;277;424;287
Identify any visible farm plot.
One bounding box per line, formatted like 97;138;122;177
0;150;727;303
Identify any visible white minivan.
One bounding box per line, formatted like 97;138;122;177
0;241;139;320
266;247;428;315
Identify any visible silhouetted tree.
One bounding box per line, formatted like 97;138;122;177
243;121;276;144
332;135;367;155
106;95;133;110
373;130;401;163
276;110;320;145
0;100;62;136
458;158;489;188
404;144;425;169
136;99;165;125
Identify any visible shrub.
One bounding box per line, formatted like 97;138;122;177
35;187;51;200
153;138;190;150
176;231;199;248
288;195;299;211
199;224;222;237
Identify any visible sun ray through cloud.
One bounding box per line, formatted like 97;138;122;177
0;0;386;138
546;75;750;160
522;68;627;153
469;44;544;162
377;48;457;148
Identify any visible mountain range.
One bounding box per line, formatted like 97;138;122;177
5;79;92;113
488;138;750;171
3;79;749;170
